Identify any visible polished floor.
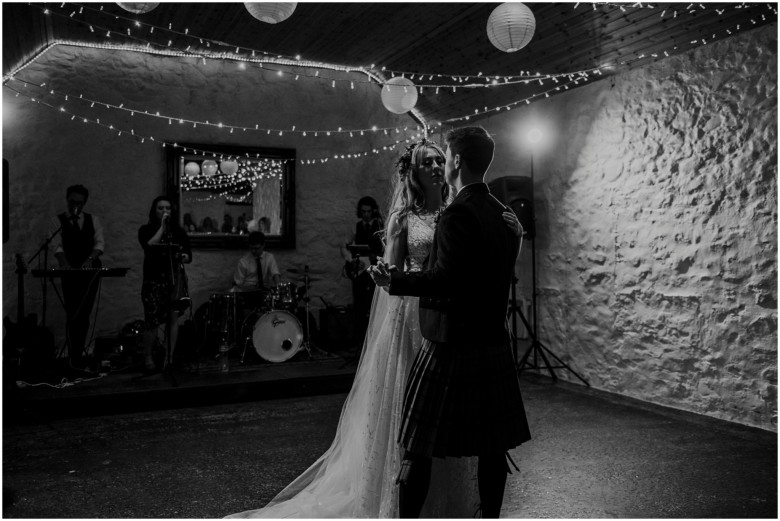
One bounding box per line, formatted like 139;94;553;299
3;373;777;518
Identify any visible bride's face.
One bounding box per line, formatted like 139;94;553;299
415;147;445;190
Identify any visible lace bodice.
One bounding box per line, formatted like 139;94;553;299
404;212;437;273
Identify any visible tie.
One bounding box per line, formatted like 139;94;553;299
256;256;263;288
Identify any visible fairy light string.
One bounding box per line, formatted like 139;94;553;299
5;75;426;137
34;1;774;88
45;2;607;87
3;81;424;166
3;2;774;163
5;1;770;150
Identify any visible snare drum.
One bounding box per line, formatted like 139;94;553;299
276;282;298;310
252;310;303;362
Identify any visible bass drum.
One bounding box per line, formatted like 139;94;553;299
252;310;304;363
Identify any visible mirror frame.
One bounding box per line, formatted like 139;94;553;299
166;142;296;249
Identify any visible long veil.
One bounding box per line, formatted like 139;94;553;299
227;288;478;518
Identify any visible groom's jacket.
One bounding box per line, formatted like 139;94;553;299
389;183;520;345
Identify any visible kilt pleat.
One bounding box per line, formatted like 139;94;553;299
399;339;532;458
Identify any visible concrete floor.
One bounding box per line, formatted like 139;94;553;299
3;375;776;518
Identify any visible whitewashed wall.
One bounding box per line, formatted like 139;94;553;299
3;46;414;352
3;26;775;431
482;24;777;430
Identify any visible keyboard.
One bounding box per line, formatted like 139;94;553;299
31;268;130;278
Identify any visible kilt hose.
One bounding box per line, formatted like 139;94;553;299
399;338;532;459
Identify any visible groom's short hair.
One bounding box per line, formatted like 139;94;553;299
445;126;495;177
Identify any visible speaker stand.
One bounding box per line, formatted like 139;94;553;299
513;237;589;386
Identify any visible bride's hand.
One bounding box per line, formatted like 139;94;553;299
369;260;394;289
503;211;523;237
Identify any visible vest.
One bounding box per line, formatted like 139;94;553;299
58;212;95;267
355;219;384;258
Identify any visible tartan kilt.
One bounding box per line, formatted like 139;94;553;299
399;339;532;458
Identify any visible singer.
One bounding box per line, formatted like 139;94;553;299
138;195;192;373
52;184;105;369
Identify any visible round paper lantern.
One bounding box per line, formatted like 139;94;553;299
116;2;159;14
184;161;201;177
381;77;418;115
244;2;297;24
486;3;536;53
220;160;239;176
202;160;219;177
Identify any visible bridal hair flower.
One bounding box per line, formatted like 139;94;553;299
395;137;436;181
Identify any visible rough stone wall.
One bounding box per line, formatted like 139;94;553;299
484;25;777;430
3;46;413;350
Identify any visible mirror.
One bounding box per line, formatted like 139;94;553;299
166;143;296;248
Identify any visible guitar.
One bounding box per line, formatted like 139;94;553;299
3;254;54;376
343;244;376;280
344;257;370;280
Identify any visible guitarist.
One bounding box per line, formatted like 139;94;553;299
52;184;104;369
341;196;384;343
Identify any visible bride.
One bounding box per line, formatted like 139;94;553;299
227;138;521;518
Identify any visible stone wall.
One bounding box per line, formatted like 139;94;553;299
482;24;777;430
3;45;413;352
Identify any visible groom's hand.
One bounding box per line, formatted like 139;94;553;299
369;260;395;290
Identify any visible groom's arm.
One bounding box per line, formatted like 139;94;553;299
388;205;475;298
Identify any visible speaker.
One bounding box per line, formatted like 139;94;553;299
318;306;355;351
488;176;535;239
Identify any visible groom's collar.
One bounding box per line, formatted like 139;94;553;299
452;182;487;203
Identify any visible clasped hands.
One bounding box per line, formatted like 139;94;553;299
368;259;396;291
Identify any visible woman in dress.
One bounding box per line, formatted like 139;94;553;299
227;139;521;518
138;196;192;373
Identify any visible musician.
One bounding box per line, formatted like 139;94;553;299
341;196;384;342
233;231;281;291
138;196;192;373
53;184;105;368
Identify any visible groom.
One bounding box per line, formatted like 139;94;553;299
370;126;531;517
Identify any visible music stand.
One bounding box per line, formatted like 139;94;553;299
346;244;373;258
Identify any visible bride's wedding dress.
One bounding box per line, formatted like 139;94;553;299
227;213;478;518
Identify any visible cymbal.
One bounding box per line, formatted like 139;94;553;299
294;277;321;283
286;267;326;275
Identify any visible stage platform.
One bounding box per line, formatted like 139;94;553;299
4;347;359;421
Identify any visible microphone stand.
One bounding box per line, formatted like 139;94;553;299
27;223;64;328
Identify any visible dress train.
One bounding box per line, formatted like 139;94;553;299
226;289;478;518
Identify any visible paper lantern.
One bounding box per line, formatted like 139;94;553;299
202;160;218;177
220;160;239;176
244;2;297;24
184;161;201;177
486;3;536;53
116;2;159;14
381;77;418;115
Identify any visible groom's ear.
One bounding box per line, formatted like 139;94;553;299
452;153;461;170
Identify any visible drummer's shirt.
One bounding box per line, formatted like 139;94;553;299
234;251;280;289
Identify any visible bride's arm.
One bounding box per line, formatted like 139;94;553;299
383;211;407;270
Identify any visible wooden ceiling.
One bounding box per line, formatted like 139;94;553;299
2;2;777;126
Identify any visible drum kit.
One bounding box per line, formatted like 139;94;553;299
205;265;324;364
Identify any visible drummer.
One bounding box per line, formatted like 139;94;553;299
232;231;281;291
